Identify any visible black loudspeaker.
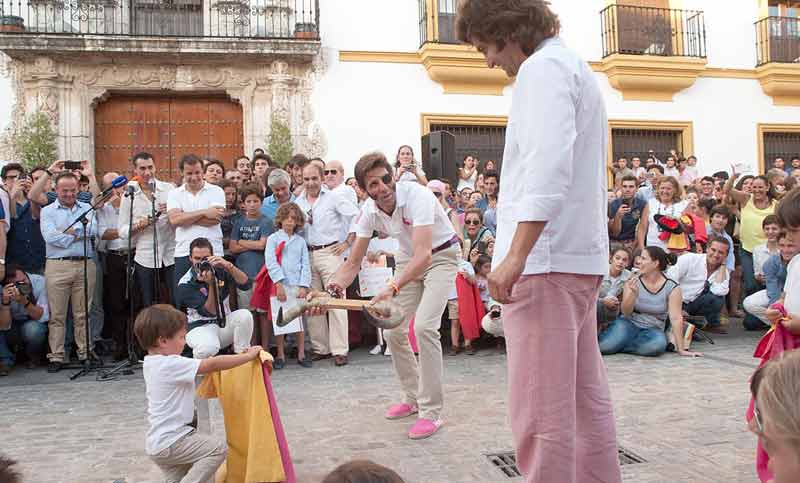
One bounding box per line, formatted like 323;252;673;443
421;130;457;186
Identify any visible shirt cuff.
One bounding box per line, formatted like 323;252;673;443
509;194;564;223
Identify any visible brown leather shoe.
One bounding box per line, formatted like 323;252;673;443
311;352;332;361
334;355;348;366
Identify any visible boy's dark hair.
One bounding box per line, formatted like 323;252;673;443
620;174;638;185
763;214;780;229
456;0;560;56
476;254;492;269
132;152;154;166
204;159;226;176
218;179;236;191
701;176;715;184
134;304;187;350
253;153;275;167
239;184;263;202
710;205;731;220
712;171;730;181
483;169;499;183
322;460;405;483
778;230;791;242
1;163;24;179
708;235;731;253
189;237;214;256
2;264;24;285
274;202;306;231
698;198;717;213
648;164;664;175
54;171;77;186
288;153;310;168
30;165;48;177
79;175;90;184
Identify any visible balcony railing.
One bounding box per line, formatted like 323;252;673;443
756;16;800;66
418;0;458;46
600;4;706;58
0;0;319;39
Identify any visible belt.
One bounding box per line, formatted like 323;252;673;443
308;241;338;252
432;235;459;255
106;249;129;257
49;256;89;261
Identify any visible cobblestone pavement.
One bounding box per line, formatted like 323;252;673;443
1;322;764;483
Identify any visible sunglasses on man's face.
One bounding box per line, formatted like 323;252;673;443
324;169;338;176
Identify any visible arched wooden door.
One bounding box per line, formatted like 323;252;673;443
94;94;244;183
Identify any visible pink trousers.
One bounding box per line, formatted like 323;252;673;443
504;273;622;483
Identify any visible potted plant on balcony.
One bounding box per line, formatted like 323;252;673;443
267;115;292;167
294;21;317;39
0;15;24;32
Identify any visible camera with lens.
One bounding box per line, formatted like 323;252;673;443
14;281;32;298
194;259;215;276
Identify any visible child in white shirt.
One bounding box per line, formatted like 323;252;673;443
135;304;262;483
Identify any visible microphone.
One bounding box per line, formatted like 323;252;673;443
100;175;128;197
148;180;156;192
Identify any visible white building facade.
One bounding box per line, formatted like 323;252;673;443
0;0;798;179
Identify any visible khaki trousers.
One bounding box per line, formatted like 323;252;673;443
149;430;227;483
45;258;96;362
384;245;459;420
307;246;349;356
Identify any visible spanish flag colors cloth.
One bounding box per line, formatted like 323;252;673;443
197;352;295;483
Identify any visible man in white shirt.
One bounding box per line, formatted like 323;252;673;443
666;236;731;333
458;2;621;481
323;152;459;440
119;152;176;307
325;159;359;255
97;172;133;361
296;163;359;366
167;154;226;301
767;189;800;332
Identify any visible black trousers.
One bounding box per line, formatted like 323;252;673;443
135;262;175;308
104;253;132;352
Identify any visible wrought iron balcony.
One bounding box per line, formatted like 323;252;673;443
756;16;800;66
0;0;319;39
600;4;706;58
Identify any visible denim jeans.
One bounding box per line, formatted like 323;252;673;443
740;248;760;296
0;319;48;365
684;292;725;327
598;317;667;357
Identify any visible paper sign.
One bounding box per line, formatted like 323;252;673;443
271;295;303;335
358;267;394;297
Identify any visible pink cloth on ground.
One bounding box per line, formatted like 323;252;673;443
503;273;621;483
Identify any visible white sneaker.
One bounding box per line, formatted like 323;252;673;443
384;347;392;356
369;344;383;355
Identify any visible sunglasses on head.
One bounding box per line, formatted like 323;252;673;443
324;169;338;175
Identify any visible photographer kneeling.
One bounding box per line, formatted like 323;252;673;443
176;237;254;359
0;265;49;375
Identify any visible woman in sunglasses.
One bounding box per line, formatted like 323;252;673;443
463;208;494;259
749;350;800;483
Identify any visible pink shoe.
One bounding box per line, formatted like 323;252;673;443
408;418;443;440
385;403;418;420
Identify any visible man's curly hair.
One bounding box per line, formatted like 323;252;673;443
456;0;560;56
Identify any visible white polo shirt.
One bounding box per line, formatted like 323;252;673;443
166;182;225;258
493;37;609;276
784;255;800;316
355;181;455;259
296;186;359;247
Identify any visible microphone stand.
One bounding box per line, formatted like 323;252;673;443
67;192;111;381
98;185;142;381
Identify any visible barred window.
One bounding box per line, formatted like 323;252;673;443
763;131;800;171
429;123;506;167
611;128;682;163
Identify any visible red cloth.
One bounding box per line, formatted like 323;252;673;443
251;241;286;314
747;323;800;482
456;273;485;341
261;361;296;483
685;213;708;246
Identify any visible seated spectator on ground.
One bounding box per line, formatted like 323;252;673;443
0;265;49;375
463;208;493;257
597;247;632;330
599;246;699;358
666;236;731;334
706;205;736;272
175;237;254;359
204;159;225;185
753;215;782;287
608;175;645;250
743;230;799;330
322;460;405;483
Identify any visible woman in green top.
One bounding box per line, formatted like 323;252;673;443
724;171;778;298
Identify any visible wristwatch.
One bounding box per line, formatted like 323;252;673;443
0;258;6;266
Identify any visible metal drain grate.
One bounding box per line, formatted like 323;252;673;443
486;452;522;478
487;447;646;478
618;446;647;466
